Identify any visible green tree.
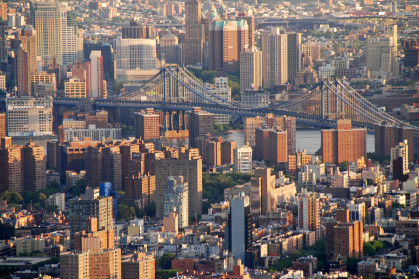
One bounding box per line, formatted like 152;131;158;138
0;191;24;205
159;253;175;269
339;161;349;171
117;204;136;222
72;179;87;197
347;258;361;274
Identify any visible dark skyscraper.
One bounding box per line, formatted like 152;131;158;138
188;107;215;148
182;0;203;65
375;123;414;163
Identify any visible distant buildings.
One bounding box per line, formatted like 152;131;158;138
63;125;122;142
321;119;366;165
366;25;398;78
262;28;288;88
210;20;249;72
375;123;413;163
205;77;231;124
182;0;203;66
6;96;53;137
239;49;262;91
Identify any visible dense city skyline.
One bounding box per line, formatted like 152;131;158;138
0;0;418;278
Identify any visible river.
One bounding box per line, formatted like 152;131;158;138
11;129;375;155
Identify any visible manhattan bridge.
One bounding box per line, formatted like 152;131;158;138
55;66;416;134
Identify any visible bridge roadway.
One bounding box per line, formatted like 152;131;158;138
54;98;376;131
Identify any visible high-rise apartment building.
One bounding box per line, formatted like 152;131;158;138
298;192;320;240
87;51;105;98
30;1;62;66
16;25;38;96
182;0;203;65
367;26;398;78
326;216;363;260
0;113;5;138
205;77;231;124
321;119;366;165
239;49;262;91
390;140;409;180
301;42;321;61
85;145;122;190
262;28;288;88
155;146;202;218
233;145;252;173
188;107;214;148
255;128;287;164
287;33;302;81
164;176;189;229
244;114;296;153
375;124;413;163
0;0;7;21
121;253;155;279
236;13;254;48
210;20;249;72
0;138;23;193
22;140;47;192
134;108;160;141
225;195;253;264
69;193;113;234
60;249;121;279
6;96;53;137
125;173;156;208
0;20;6;62
251;168;276;215
158;34;181;65
61;11;78;65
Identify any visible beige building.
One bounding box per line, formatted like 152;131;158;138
6;96;53;137
287;32;302;81
390;140;409;177
60;249;121;279
366;26;398;78
233;145;252;173
240;49;262;91
155;146;202;218
63;120;86;129
30;72;56;94
122;253;155;279
65;78;87;98
16;237;46;255
0;138;23;193
251;168;276;215
262;28;288;88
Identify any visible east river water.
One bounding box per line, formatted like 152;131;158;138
12;129;375;155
